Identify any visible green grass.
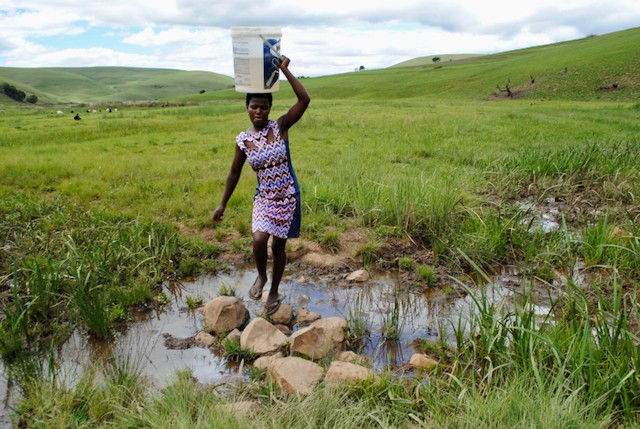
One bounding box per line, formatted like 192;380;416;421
0;193;227;362
417;265;438;284
398;257;415;270
318;229;341;253
451;262;640;423
2;25;640;428
221;338;256;362
15;282;632;428
186;295;204;309
2;98;639;355
218;283;237;297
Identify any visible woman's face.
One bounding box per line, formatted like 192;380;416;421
247;97;271;129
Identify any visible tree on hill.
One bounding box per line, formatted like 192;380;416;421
2;83;38;104
432;57;441;63
2;83;26;102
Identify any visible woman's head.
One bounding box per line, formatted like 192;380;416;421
246;93;272;129
246;93;272;107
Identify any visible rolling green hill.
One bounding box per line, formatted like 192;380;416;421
252;26;638;103
1;26;638;105
390;54;485;68
0;66;234;104
188;26;640;104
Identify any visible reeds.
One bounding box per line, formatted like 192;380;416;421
345;289;373;351
0;194;184;364
451;255;640;420
495;139;640;206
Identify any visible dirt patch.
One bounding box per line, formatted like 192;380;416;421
289;227;435;279
597;82;620;92
488;87;529;100
178;222;242;244
189;225;370;272
181;224;444;287
290;228;370;272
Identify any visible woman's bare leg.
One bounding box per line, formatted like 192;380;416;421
269;236;287;300
251;231;270;297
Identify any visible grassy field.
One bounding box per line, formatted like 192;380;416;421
1;26;640;428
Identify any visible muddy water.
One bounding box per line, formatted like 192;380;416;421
0;266;554;425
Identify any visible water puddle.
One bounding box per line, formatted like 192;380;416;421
519;198;563;233
0;265;555;424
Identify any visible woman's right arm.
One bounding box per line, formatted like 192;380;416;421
213;145;246;222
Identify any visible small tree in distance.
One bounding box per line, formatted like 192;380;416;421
2;83;26;102
432;57;441;63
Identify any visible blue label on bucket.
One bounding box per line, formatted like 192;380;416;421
263;38;280;89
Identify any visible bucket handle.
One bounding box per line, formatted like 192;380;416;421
260;35;283;59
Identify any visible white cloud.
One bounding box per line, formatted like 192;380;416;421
1;0;639;77
31;48;145;68
124;27;202;47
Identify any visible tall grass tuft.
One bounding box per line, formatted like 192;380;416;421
73;270;113;340
379;286;406;342
580;215;640;277
13;334;150;428
0;191;192;404
344;288;374;353
495;139;640;205
451;253;640;421
0;261;69;362
115;369;239;428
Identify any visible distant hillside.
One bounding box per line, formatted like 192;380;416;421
0;67;234;104
268;26;640;102
391;54;485;68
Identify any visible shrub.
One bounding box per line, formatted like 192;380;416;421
186;295;203;309
417;265;438;284
398;257;415;270
2;83;26;102
179;256;200;276
355;241;382;268
319;230;341;253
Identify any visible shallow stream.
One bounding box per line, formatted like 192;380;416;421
0;265;555;425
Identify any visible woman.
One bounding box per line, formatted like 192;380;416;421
213;57;310;315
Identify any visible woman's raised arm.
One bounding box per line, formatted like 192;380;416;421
277;57;310;138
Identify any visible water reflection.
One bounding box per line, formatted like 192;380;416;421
1;265;556;423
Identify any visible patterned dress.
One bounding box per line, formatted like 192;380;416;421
236;120;301;239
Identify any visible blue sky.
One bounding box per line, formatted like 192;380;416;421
31;26;146;54
1;0;639;77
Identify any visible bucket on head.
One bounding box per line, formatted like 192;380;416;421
231;27;282;93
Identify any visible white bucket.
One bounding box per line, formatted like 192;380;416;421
231;27;282;93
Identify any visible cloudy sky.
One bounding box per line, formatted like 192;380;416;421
1;0;639;78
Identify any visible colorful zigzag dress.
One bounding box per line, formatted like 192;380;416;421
236;120;301;239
